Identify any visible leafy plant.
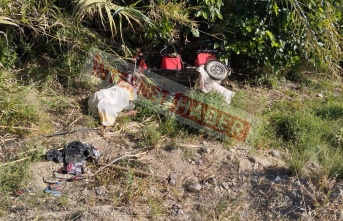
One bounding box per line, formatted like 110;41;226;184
193;0;224;22
0;16;19;27
74;0;152;41
0;37;17;69
216;0;343;75
143;1;199;42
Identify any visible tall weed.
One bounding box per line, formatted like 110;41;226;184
268;91;343;177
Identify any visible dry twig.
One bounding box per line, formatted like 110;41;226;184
97;163;167;180
94;148;148;174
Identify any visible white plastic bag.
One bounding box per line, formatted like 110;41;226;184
195;65;235;104
88;81;137;126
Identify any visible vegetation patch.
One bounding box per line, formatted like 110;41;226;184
260;77;343;177
1;0;343;219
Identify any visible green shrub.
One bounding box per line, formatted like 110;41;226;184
0;36;17;69
272;111;324;144
269;93;343;177
160;115;179;137
315;103;343;120
140;124;162;147
0;162;30;192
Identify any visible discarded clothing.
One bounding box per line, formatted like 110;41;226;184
44;186;62;196
62;162;84;175
63;141;92;164
46;141;101;175
88;81;138;126
46;149;63;163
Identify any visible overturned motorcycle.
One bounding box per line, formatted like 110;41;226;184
134;43;235;103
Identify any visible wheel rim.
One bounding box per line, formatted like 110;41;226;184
206;60;227;79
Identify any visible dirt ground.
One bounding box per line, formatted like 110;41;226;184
1;77;343;221
2;122;343;221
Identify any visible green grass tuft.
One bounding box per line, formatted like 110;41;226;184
0;162;30;192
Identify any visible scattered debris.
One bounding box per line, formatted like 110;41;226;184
46;141;100;176
15;187;35;195
46;150;63;163
61;162;84;175
44;177;66;184
43;141;101;196
48;182;63;191
53;172;74;180
44;186;62;197
43;180;64;197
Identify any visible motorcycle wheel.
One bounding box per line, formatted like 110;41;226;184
205;60;228;81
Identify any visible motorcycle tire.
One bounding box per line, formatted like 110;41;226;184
205;60;228;81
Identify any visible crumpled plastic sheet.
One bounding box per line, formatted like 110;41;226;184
88;81;137;126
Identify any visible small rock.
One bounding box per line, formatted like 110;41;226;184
316;93;324;98
118;191;124;197
192;157;202;165
213;185;221;194
168;173;177;186
253;163;259;170
227;154;235;161
250;156;272;168
206;177;217;185
198;147;209;154
195;153;202;158
274;176;281;183
221;182;229;190
94;186;108;195
172;204;184;215
270;150;280;158
202;140;208;146
248;157;256;163
187;183;202;192
239;158;253;171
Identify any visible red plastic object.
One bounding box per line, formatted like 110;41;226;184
194;53;216;66
134;54;148;71
160;55;182;70
139;57;148;71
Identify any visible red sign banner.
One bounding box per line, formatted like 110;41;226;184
86;49;251;142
